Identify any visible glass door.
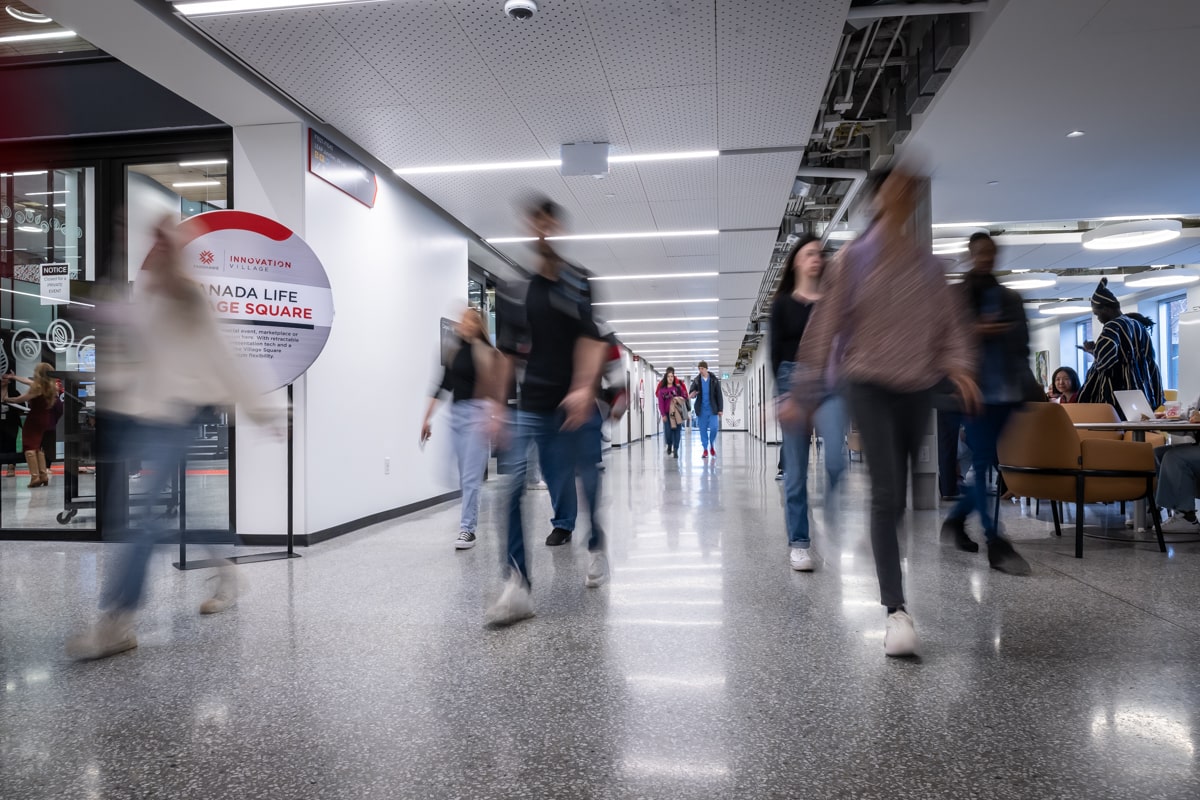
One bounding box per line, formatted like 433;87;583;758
0;165;98;532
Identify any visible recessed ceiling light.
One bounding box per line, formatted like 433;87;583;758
178;159;229;167
1081;219;1182;250
1067;130;1086;138
1039;304;1093;316
1000;272;1057;290
590;272;718;281
174;0;389;15
5;6;51;23
594;298;718;307
616;328;720;335
396;149;717;176
488;229;718;244
172;180;221;188
0;29;74;44
1124;268;1200;289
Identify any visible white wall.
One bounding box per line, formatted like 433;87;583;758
744;343;779;443
302;172;467;534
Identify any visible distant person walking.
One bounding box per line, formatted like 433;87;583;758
655;367;688;457
421;306;501;550
2;363;60;488
1078;278;1163;416
689;361;722;459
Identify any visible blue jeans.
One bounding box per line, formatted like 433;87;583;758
778;363;847;547
499;407;604;584
663;417;682;451
697;413;720;451
950;403;1017;540
101;412;216;613
451;400;491;533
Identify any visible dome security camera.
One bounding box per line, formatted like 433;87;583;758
504;0;537;21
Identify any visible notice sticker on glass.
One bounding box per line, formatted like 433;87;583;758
40;263;70;305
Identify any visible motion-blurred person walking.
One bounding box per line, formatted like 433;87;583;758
788;166;979;657
422;306;501;550
938;233;1033;574
67;218;273;661
487;198;611;626
771;234;846;572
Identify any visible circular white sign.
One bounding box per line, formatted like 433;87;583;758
178;210;335;394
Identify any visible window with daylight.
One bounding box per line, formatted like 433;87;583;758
1158;294;1187;390
1075;318;1093;380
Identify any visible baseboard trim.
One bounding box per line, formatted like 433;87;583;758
239;490;462;547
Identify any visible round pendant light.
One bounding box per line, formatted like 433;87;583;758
5;6;52;23
1000;272;1057;290
1124;267;1200;288
1039;303;1093;316
1081;219;1182;250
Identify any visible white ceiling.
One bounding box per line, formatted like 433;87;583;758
186;0;852;370
909;0;1200;225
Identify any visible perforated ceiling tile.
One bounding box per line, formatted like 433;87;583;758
718;297;755;317
613;85;718;153
606;238;669;262
667;254;721;271
719;229;778;272
197;10;406;115
330;105;463;169
562;165;647;208
515;92;631;156
636;160;718;203
719;272;764;300
650;199;718;230
445;0;611;97
572;201;658;233
584;0;717;89
662;235;720;258
420;93;547;161
321;2;501;107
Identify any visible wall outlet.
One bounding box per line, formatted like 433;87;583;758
918;446;930;463
384;457;390;475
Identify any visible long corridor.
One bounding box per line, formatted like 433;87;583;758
3;429;1199;799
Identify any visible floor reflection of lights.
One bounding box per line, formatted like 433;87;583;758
624;674;727;690
1091;707;1195;755
621;756;731;779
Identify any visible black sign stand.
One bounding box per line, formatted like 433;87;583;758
174;384;300;570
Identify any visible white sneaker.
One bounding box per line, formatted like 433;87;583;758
66;611;138;660
485;573;535;626
200;566;243;615
884;610;918;657
1161;514;1200;533
789;547;815;572
585;551;610;587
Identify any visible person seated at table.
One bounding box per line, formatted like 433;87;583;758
1078;278;1163;417
1153;404;1200;533
1047;366;1081;404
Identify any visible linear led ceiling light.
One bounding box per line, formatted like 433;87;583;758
610;317;719;325
1125;268;1200;289
396;149;717;176
487;229;717;244
24;190;67;196
590;272;718;281
174;1;389;15
619;340;719;346
1039;304;1093;316
616;329;719;336
1081;219;1182;250
178;159;229;167
1000;272;1056;290
932;237;970;255
0;29;74;43
594;298;718;307
172;180;221;188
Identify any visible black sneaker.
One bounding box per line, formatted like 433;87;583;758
546;527;573;546
987;536;1031;575
455;530;476;550
940;516;978;553
667;447;674;456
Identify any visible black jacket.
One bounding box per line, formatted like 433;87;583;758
689;374;723;414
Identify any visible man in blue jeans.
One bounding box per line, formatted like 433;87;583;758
487;198;611;627
689;361;723;458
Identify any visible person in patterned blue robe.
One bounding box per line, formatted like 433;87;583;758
1079;278;1164;417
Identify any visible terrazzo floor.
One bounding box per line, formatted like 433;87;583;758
2;430;1198;799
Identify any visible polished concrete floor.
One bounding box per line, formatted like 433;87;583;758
2;430;1199;799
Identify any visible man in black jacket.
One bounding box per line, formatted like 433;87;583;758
689;361;723;458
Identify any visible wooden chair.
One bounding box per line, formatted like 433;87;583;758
997;403;1166;558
